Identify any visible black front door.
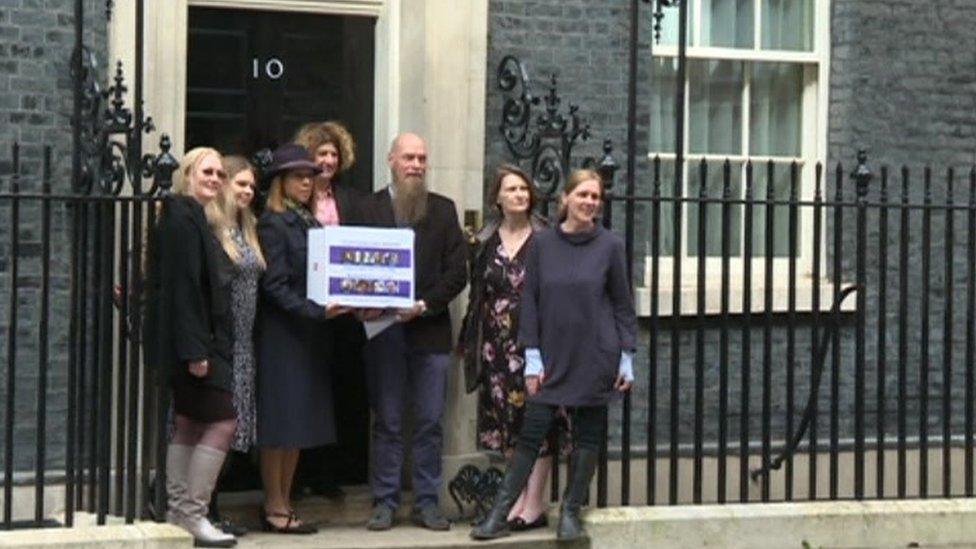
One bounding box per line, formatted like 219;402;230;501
185;6;375;194
185;7;374;488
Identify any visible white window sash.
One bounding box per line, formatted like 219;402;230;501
639;0;831;315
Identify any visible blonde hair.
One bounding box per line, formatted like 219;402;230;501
171;146;226;243
293;121;356;173
212;156;266;269
558;168;604;220
172;147;221;197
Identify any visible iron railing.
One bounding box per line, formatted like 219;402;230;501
583;152;976;507
0;136;174;529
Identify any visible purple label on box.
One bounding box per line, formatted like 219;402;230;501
329;246;412;268
329;277;412;298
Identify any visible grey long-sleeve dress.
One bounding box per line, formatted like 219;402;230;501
518;224;637;407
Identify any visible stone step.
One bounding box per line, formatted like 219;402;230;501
217;485;398;529
233;524;587;549
218;486;585;548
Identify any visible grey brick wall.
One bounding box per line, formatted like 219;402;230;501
0;0;107;473
485;0;976;461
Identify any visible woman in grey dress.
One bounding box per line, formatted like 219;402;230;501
472;169;637;542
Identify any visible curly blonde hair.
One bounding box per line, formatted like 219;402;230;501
292;121;356;173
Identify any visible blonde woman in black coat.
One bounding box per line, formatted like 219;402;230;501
146;147;237;547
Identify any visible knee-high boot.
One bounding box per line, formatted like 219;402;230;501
557;447;598;541
182;445;236;548
470;447;536;540
165;444;194;525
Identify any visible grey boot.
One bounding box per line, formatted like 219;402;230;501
557;448;598;541
470;448;535;540
182;445;236;548
165;444;193;526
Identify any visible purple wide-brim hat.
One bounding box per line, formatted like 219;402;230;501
264;143;322;179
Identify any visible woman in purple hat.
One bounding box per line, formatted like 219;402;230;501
254;144;349;534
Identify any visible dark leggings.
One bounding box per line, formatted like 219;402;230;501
515;402;606;457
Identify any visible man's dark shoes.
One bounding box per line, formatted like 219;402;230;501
411;504;450;531
508;513;548;532
366;504;395;531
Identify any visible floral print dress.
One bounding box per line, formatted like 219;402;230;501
477;234;571;456
229;227;262;452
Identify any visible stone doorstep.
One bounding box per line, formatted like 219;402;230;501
234;523;586;549
220;486;587;548
217;484;495;529
217;485;415;529
0;519;190;548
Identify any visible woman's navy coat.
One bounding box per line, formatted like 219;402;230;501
254;208;337;448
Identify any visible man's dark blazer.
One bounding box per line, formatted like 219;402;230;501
357;187;468;352
334;183;365;226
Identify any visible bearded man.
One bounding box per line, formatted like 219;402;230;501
357;133;467;531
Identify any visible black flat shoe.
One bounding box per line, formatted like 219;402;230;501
509;514;548;532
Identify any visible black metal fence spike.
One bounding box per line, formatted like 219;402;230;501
852;150;873;197
597;139;617;190
151;134;178;193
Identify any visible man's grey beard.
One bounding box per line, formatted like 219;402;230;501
393;175;428;226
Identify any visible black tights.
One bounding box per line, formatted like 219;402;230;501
515;402;606;457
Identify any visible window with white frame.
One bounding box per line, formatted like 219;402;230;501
638;0;831;315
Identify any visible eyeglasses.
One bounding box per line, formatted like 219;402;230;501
201;167;227;179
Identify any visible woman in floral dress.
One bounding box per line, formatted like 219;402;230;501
204;155;265;536
460;164;569;531
218;156;265;452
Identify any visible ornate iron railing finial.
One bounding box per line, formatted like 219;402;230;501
853;150;873;198
497;55;592;203
72;50;171;196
